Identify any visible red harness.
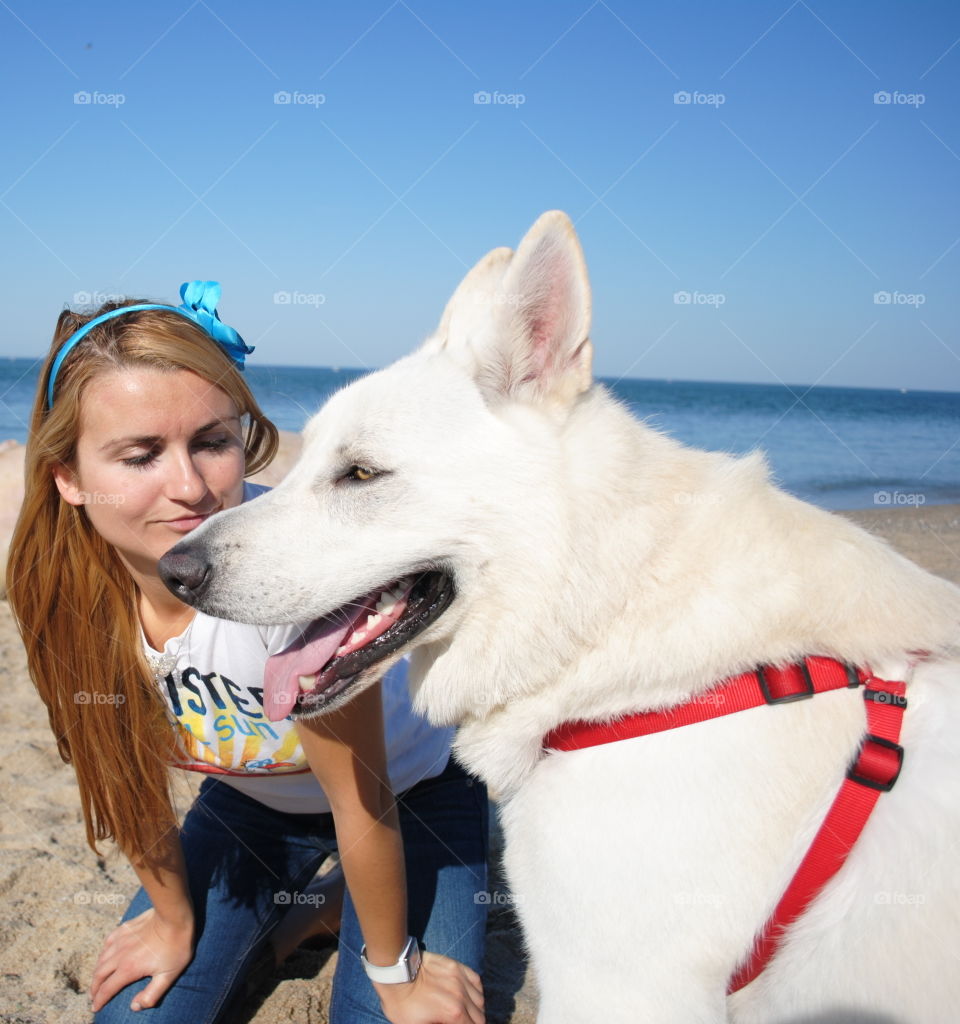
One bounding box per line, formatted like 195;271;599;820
542;656;906;993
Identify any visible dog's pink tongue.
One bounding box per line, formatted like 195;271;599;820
263;616;355;722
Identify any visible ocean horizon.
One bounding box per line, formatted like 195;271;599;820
2;358;956;511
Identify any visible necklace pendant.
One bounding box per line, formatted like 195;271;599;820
150;651;179;682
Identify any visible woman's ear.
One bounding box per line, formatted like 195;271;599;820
52;463;85;506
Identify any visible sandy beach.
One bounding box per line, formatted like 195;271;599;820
0;503;957;1024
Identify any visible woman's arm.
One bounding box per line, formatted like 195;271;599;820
297;682;406;961
297;682;484;1024
89;826;195;1013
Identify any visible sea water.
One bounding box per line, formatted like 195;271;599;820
1;359;956;511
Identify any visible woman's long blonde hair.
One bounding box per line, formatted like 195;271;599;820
6;300;278;866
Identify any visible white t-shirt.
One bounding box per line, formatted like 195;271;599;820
145;485;454;814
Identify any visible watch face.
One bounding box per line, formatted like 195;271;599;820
407;939;422;978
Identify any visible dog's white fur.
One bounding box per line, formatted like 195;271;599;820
179;212;960;1022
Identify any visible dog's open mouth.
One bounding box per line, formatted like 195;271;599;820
263;571;454;720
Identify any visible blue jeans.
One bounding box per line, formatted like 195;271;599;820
94;756;488;1023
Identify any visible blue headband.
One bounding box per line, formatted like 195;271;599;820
46;280;254;408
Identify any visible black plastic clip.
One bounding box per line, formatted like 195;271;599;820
847;734;904;792
758;661;815;704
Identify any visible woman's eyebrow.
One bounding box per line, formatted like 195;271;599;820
99;417;242;452
99;433;161;453
195;416;242;432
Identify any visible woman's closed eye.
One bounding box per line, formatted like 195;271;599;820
121;448;159;469
120;435;235;470
195;435;234;454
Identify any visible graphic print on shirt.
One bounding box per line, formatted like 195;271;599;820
160;665;309;777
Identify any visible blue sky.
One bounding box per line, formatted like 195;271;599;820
1;0;958;390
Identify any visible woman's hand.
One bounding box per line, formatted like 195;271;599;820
374;951;485;1024
90;906;194;1013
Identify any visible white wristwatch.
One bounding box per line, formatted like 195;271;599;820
360;935;422;984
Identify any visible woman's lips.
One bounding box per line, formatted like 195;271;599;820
163;510;218;533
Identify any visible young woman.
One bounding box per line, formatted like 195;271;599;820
6;282;488;1023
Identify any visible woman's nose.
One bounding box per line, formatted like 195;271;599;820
166;451;209;504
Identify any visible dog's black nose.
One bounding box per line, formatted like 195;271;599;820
158;549;211;604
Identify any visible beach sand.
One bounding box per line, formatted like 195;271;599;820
0;503;957;1024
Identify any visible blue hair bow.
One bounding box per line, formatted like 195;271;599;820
176;281;254;370
47;280;254;408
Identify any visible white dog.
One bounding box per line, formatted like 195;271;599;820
162;212;960;1023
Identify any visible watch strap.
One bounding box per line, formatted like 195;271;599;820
360;935;422;984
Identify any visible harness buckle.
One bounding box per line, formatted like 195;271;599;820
847;734;904;792
758;661;815;705
844;662;862;688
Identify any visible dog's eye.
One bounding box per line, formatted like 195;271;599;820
346;464;377;482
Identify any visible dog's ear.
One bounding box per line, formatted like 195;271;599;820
481;210;593;410
421;246;513;358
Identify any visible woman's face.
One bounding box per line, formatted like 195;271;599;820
54;366;246;583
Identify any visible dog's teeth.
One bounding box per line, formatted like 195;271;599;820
298;674;318;692
391;586;406;601
335;644;348;656
377;597;397;615
350;630;365;644
367;614;382;628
